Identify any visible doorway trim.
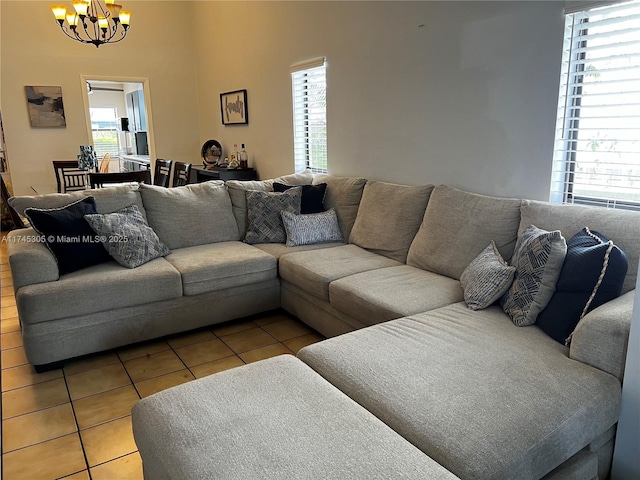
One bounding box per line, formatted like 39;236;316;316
79;74;156;166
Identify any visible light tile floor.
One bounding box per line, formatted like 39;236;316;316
0;232;325;479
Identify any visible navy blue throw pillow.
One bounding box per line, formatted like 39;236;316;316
25;196;111;275
536;227;628;344
273;182;327;214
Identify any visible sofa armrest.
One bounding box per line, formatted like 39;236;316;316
569;289;635;381
6;228;59;290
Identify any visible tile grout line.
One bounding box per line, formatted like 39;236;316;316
62;370;94;480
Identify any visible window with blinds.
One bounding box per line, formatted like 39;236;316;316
291;58;327;174
550;0;640;210
89;107;121;158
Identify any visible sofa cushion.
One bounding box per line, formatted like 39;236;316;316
84;204;170;269
520;200;640;294
298;303;622;480
536;228;628;344
245;188;302;244
279;244;401;302
312;175;367;240
329;265;463;326
139;181;239;250
253;242;346;259
274;182;327;214
25;196;111;275
281;208;343;247
226;179;275;239
9;185;146;218
132;355;458;480
407;185;521;280
164;242;277;296
16;258;182;325
501;225;567;327
349;181;434;263
460;242;516;311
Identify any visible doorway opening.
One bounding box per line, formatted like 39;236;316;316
80;76;155;173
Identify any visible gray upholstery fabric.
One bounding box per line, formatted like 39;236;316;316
253;241;345;259
84;205;169;268
21;279;280;366
329;265;464;325
569;289;635;381
6;228;59;290
520;200;640;294
132;355;458;480
278;244;401;301
281;280;366;337
281;208;343;246
312;174;367;240
501;225;567;326
245;188;301;244
273;169;314;185
16;258;182;324
460;242;516;310
407;185;521;280
165;242;277;296
9;185;146;218
226;179;274;239
349;181;434;262
298;303;622;480
541;450;598;480
139;181;238;249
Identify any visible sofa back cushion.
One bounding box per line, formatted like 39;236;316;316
139;181;238;249
349;181;434;263
520;200;640;294
407;185;521;280
312;174;367;240
226;180;275;239
9;185;146;218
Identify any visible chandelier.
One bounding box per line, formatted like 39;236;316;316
50;0;131;48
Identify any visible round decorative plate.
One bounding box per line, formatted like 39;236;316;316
201;139;222;166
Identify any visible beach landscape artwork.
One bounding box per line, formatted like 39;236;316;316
25;86;66;128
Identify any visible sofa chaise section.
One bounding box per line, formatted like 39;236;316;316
298;302;622;480
132;354;460;480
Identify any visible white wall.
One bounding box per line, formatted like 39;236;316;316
1;1;201;195
192;1;565;199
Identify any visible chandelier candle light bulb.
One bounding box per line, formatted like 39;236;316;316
50;0;131;47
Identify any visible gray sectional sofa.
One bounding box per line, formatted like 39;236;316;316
7;171;639;479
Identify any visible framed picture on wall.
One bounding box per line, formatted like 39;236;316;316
25;86;66;128
220;89;248;125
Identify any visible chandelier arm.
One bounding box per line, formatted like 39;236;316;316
51;0;130;47
57;25;94;45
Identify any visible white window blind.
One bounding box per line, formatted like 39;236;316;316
291;58;327;174
90;107;120;158
550;0;640;210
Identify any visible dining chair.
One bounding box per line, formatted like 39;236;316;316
53;160;87;193
172;162;192;187
89;170;151;189
153;159;172;187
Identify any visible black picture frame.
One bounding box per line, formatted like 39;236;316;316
220;89;248;125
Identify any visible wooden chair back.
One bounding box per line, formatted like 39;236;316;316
172;162;192;187
89;170;151;189
153;159;172;187
53;160;86;193
98;153;111;173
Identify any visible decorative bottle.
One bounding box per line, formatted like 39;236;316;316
239;143;248;169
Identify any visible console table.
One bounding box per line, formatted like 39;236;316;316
190;165;257;183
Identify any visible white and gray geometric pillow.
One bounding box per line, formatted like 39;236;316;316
501;225;567;326
460;241;516;311
281;208;344;247
245;188;302;244
84;204;170;269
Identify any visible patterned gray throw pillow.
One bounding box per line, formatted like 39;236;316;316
245;188;302;244
281;208;344;247
501;225;567;326
460;241;516;310
84;204;170;268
